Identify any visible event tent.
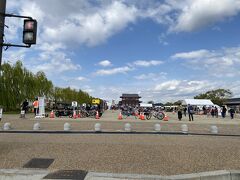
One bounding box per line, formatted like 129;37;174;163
140;103;153;107
182;99;214;106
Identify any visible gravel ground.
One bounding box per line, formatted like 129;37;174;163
0;110;239;176
0;134;239;175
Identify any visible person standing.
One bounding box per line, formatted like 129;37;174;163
183;107;187;117
33;98;39;116
229;108;235;119
187;104;194;121
210;106;215;118
222;106;227;118
214;106;218;118
177;108;182;121
21;99;29;113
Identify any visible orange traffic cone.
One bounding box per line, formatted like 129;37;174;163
163;115;169;121
50;110;54;118
118;112;123;120
78;112;81;118
96;111;100;119
73;110;77;119
140;113;145;120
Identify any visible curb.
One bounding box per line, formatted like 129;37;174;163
85;170;240;180
0;130;240;137
0;169;239;180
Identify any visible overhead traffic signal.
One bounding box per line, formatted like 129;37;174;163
23;19;37;45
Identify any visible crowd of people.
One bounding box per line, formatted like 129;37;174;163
177;104;236;121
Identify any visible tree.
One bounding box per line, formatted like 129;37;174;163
147;101;154;104
194;89;232;106
165;102;173;106
173;100;182;106
0;61;93;111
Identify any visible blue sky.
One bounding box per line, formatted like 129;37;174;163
3;0;240;103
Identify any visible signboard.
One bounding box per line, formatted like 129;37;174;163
92;99;100;104
35;97;45;118
72;101;78;107
0;108;2;119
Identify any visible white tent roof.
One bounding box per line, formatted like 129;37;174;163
182;99;214;106
140;103;153;107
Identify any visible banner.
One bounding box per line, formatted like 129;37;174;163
0;108;2;119
92;98;100;104
36;97;45;118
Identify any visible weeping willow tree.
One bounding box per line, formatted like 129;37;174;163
0;61;54;111
0;61;93;111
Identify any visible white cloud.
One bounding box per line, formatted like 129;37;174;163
158;33;169;46
19;1;45;24
98;60;112;67
76;76;88;81
133;60;163;67
41;1;138;46
172;47;240;78
169;0;240;32
154;80;181;91
33;56;81;75
3;49;27;63
152;79;216;102
134;72;167;81
172;49;213;59
95;66;133;75
37;42;66;52
138;0;240;33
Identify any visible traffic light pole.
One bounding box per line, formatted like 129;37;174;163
0;12;33;49
0;0;6;69
0;0;6;118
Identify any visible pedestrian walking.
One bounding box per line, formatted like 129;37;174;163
33;98;39;116
187;104;194;121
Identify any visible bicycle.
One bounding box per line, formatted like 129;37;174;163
145;110;165;120
121;110;138;119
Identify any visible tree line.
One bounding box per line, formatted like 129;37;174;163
0;61;93;111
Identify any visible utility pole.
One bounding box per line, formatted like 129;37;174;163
0;0;6;69
0;0;6;119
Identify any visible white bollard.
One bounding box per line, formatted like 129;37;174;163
94;123;101;132
154;124;161;132
3;123;11;130
33;122;41;130
181;124;188;134
210;125;218;134
64;123;71;131
124;123;131;132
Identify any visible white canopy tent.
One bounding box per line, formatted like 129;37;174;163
182;99;214;106
140;103;153;107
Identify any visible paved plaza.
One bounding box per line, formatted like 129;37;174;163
0;110;239;177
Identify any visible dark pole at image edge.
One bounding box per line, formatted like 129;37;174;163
0;0;6;69
0;0;6;113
